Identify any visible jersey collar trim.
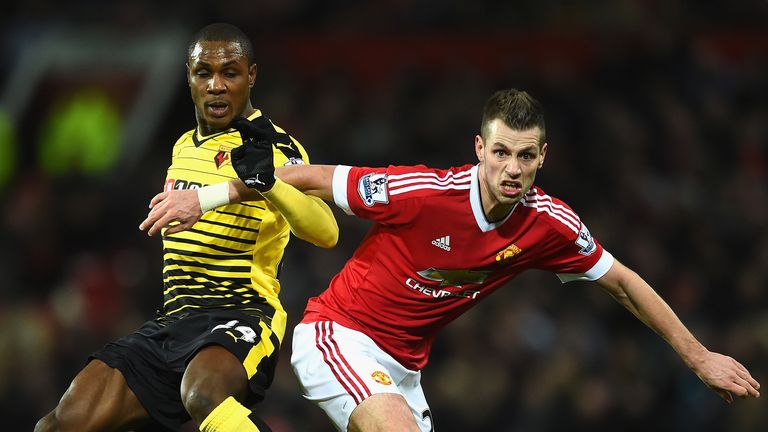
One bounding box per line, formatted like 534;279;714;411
470;164;517;232
193;109;263;147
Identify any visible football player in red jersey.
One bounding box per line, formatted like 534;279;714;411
142;88;760;432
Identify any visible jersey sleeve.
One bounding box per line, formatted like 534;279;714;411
536;210;614;283
331;165;426;225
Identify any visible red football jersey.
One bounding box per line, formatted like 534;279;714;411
302;164;614;370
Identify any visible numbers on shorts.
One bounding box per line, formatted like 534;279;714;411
421;409;435;432
211;319;258;343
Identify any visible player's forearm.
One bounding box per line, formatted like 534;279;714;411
227;165;337;202
259;178;339;248
616;270;708;368
227;179;262;203
274;164;336;201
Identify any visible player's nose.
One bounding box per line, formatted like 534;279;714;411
207;74;226;93
504;160;522;177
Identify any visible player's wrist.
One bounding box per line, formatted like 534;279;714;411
197;182;231;212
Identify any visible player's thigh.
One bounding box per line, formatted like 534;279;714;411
43;359;150;432
292;321;427;432
180;311;281;423
348;393;420;432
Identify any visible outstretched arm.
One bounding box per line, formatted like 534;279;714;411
226;164;335;202
139;165;339;247
596;259;761;403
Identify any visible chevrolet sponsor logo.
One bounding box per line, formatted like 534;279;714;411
416;268;491;287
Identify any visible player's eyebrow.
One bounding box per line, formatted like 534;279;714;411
193;59;242;68
517;144;539;152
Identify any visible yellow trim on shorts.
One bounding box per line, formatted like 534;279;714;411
243;320;275;379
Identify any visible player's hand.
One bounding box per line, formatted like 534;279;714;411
690;351;760;403
230;115;282;191
139;189;203;236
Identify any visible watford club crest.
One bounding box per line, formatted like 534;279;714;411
214;146;231;169
495;243;523;262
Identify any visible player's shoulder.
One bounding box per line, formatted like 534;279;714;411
257;111;310;164
519;186;583;236
387;163;473;175
174;128;196;146
383;163;474;198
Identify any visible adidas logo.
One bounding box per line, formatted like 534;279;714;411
431;235;452;251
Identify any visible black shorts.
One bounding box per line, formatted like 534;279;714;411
90;308;282;431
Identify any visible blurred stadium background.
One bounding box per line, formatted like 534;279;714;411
1;1;766;431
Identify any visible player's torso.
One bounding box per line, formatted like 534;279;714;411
360;193;545;316
161;128;288;318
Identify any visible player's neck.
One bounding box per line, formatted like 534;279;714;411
478;176;514;222
484;203;514;223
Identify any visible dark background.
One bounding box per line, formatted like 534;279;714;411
1;1;766;431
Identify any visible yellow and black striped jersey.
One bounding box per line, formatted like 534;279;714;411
160;110;307;338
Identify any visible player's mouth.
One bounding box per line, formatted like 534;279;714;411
500;180;522;197
206;101;230;118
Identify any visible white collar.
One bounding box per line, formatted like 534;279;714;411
469;164;517;232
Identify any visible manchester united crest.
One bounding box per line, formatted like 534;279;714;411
496;243;523;262
371;371;393;385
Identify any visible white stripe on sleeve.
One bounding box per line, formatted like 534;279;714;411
332;165;354;215
556;250;615;283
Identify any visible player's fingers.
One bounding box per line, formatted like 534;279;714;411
734;368;761;392
732;360;759;389
147;214;176;237
729;360;761;392
722;376;760;399
139;200;167;231
148;191;168;209
163;222;191;235
736;378;761;398
730;358;750;375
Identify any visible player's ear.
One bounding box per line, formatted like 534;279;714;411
248;64;257;88
475;135;485;163
186;63;192;87
538;142;548;168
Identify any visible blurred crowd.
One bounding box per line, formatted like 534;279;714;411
1;1;766;431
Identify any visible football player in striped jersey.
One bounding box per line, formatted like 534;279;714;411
36;23;338;432
145;88;760;432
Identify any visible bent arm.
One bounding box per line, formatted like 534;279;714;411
258;177;338;248
140;165;340;248
596;259;760;402
226;164;338;247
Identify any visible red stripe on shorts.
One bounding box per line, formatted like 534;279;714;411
315;321;365;404
326;322;372;397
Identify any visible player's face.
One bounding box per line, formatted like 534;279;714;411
475;119;547;220
187;40;256;135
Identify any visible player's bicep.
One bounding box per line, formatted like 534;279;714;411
539;222;614;282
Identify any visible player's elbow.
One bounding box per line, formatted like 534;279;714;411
293;223;338;248
313;226;339;249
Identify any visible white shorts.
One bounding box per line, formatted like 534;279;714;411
291;321;434;432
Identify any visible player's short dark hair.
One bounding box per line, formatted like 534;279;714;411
187;23;255;65
481;89;546;145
